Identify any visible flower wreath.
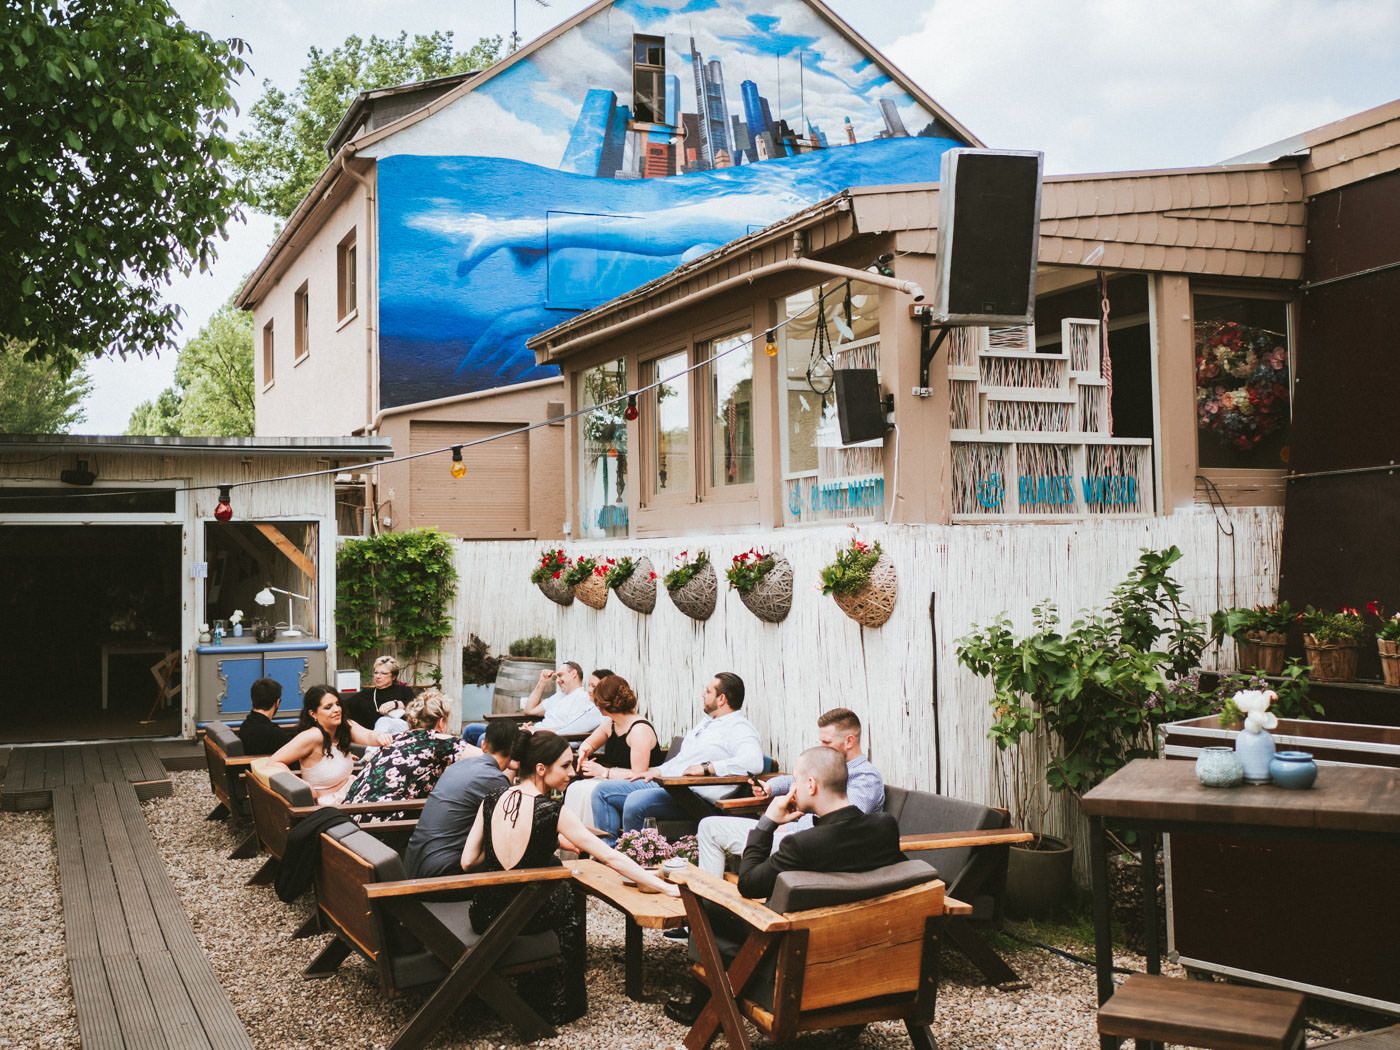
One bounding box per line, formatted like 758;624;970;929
1194;320;1289;452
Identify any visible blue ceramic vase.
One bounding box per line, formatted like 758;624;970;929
1269;750;1318;789
1234;728;1275;784
1195;747;1244;788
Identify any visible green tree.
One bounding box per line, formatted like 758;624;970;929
234;31;502;219
0;343;93;433
127;301;254;436
0;0;248;374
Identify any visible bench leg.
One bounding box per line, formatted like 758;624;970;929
905;1020;938;1050
625;918;644;1001
943;919;1026;989
292;911;322;939
207;802;230;821
247;857;277;885
475;970;556;1042
230;831;260;860
304;936;351;979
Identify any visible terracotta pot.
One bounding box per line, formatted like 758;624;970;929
1303;635;1358;682
1379;639;1400;687
574;572;609;610
1235;632;1287;675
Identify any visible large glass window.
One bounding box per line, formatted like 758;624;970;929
650;349;691;498
578;359;629;538
632;35;667;124
1193;293;1292;470
706;332;754;488
203;522;318;638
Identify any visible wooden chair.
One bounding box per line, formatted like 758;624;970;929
142;649;181;724
201;722;261;858
305;825;572;1050
672;861;970;1050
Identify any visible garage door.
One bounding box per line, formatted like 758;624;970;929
409;421;530;537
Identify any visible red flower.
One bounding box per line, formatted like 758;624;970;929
648;571;657;580
1368;600;1382;616
552;570;562;580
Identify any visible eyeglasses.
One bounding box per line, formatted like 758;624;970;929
373;668;393;676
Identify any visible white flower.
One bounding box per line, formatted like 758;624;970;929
199;623;210;633
230;609;244;624
1233;689;1278;733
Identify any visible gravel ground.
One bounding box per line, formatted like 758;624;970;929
0;769;1376;1049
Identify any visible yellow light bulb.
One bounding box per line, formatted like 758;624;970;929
450;448;466;478
764;330;778;358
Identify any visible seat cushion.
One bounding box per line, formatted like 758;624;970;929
336;828;408;881
389;901;561;988
891;790;1005;896
206;721;244;757
767;859;939;913
269;770;315;808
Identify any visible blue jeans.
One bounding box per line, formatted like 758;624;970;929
462;722;486;747
590;781;686;844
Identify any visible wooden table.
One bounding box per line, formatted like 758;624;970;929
567;859;685;1001
1081;758;1400;1049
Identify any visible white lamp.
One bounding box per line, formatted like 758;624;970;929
257;585;309;638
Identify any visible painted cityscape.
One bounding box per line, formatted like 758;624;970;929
375;0;967;407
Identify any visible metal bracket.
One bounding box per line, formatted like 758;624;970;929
914;307;951;397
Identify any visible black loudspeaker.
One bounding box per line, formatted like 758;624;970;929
933;149;1044;325
834;369;886;444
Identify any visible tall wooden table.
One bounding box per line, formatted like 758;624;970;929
1082;759;1400;1049
567;859;686;1000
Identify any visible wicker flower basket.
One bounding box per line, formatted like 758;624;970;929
1303;634;1358;682
574;573;609;610
1236;632;1288;675
738;554;793;623
668;559;718;622
614;556;657;614
832;554;897;629
537;575;574;606
1379;639;1400;687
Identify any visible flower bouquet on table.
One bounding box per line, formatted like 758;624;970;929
565;555;608;610
820;536;896;628
530;548;574;606
1193;320;1290;453
1368;601;1400;686
604;555;657;614
229;609;244;637
1230;688;1279;783
665;549;716;622
726;547;792;623
615;829;697;891
1298;605;1367;682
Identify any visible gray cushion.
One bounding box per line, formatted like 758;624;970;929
337;828;407;881
206;721;244;757
767;859;940;913
390;902;560;988
269;770;316;808
887;790;1005;897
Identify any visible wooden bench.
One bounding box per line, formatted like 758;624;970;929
201;723;260;859
1097;974;1306;1049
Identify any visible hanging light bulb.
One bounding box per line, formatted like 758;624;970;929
214;485;234;522
606;445;619;459
623;394;639;422
450;446;466;479
764;329;778;358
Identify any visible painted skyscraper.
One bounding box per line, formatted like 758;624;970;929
879;98;910;138
688;37;715;169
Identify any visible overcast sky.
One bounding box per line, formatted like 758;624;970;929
77;0;1400;433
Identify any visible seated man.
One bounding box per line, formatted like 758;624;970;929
591;672;762;845
236;677;293;755
665;745;907;1024
344;655;415;730
462;661;604;746
403;719;517;878
696;707;883;875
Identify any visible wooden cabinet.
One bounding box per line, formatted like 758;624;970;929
196;639;328;723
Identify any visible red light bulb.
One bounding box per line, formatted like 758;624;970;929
214;485;234;522
623;394;638;422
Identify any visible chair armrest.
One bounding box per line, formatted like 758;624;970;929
944;894;975;916
483;712;540;723
340;798;427;817
899;828;1033;851
366;865;573;899
654;774;753;787
712;796;767;813
669;865;791;932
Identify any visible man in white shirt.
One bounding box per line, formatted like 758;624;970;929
523;661;604;736
590;672;763;844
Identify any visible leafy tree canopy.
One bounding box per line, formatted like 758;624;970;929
233;31;502;219
0;0;248;374
126;300;254;436
0;342;93;433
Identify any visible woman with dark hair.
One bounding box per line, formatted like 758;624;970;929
269;685;390;804
461;730;677;1023
563;675;665;824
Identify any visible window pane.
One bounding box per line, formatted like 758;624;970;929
708;332;754;487
578;359;629;538
651;350;690;496
1193;294;1291;469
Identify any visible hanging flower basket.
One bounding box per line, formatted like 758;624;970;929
536;577;574;606
726;549;792;624
607;555;657;614
564;556;608;610
530;548;574;606
821;539;896;629
666;551;717;622
1303;635;1358;682
1235;632;1288;675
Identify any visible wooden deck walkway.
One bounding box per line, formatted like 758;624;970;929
1;741;172;811
52;780;252;1049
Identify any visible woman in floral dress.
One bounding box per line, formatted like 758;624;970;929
341;691;476;814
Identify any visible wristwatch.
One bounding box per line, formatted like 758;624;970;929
704;761;714;776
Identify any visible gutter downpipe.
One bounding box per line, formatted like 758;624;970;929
340;152;379;534
535;257;925;363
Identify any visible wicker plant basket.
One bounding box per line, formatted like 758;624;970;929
1303;635;1358;682
738;554;793;624
614;556;657;614
1379;639;1400;688
832;554;897;629
574;573;609;610
1236;632;1288;675
668;559;718;622
536;575;574;606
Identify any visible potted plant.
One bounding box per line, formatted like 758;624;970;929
492;635;556;713
1210;602;1291;674
956;547;1208;918
565;555;608;610
604;555;657;614
461;634;500;722
531;548;574;606
820;537;896;628
1368;601;1400;687
1214;663;1317;729
726;547;792;623
665;549;717;622
1298;606;1367;682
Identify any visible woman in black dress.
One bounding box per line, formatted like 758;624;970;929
460;730;676;1023
562;674;666;824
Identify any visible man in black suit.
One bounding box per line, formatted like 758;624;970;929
665;746;906;1023
236;677;293;755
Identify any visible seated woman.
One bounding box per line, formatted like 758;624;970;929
269;684;390;804
561;675;664;826
461;731;677;1024
341;691;477;812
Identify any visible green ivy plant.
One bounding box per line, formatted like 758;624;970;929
955;547;1207;837
664;549;709;592
336;528;458;681
819;538;881;596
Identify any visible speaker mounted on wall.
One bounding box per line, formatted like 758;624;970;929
833;368;887;445
932;149;1044;326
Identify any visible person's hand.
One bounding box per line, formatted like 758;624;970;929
748;776;770;800
580;759;607;779
661;883;681;898
682;763;706;776
538;669;555;684
764;791;801;825
622;768;655;782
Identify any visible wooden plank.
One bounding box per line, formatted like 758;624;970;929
134;741;168;784
51;786;102;961
1098;973;1305;1047
43;747;67;789
113;742;145;785
74;786;135;960
104;952;168;1050
67;954;124;1050
80;744;105;784
94;783;166;956
62;746;85;787
899;829;1034;851
24;746;51;791
252;521;317;581
138;950;215;1050
97;743;126;784
0;747;25;810
1314;1026;1400;1048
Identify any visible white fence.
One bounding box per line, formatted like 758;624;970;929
444;507;1282;863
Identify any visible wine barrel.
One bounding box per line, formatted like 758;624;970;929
492;656;553;714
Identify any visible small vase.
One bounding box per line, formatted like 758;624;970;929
1195;747;1244;788
1268;750;1318;790
198;631;211;644
232;623;243;637
1234;728;1276;784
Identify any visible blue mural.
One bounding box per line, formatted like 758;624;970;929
374;0;967;408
